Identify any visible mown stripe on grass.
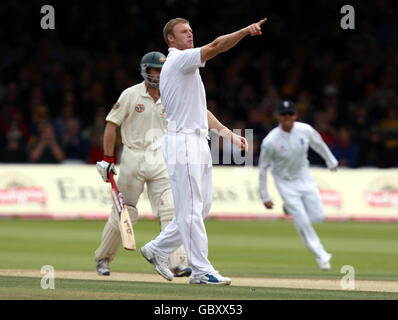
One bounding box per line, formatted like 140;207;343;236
1;276;398;300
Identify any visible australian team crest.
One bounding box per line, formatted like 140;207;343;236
135;104;145;113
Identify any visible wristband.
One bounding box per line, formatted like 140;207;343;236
104;155;114;163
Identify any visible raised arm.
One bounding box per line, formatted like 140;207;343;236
201;18;267;63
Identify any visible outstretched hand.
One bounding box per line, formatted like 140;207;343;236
230;132;249;151
246;18;267;36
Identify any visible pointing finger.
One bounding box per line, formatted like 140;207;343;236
257;18;267;26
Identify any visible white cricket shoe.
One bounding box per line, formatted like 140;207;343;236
318;254;332;271
140;245;174;281
319;261;331;271
96;258;110;276
190;271;231;285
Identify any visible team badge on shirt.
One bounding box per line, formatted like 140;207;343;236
112;102;120;110
135;104;145;113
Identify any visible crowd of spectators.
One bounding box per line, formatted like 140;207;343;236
1;0;398;167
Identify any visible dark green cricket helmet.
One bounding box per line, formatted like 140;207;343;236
139;51;166;88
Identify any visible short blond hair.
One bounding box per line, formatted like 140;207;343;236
163;17;190;46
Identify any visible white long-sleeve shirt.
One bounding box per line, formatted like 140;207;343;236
258;122;338;202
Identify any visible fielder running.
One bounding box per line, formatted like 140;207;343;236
140;17;266;285
94;51;191;277
258;100;338;270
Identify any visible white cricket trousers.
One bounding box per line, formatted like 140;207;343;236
146;132;216;279
274;171;331;264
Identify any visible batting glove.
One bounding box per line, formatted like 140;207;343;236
96;156;117;182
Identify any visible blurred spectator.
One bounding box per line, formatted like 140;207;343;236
29;122;65;163
312;111;336;146
281;66;301;99
378;106;398;167
235;83;256;118
0;109;30;142
0;82;29;138
0;1;397;167
27;85;45;123
28;105;51;140
257;85;281;115
83;106;107;140
360;128;385;167
246;108;268;143
349;104;373;167
54;93;80;139
308;111;336;167
1;82;21;107
62;118;90;163
295;90;314;122
0;121;28;163
87;131;104;165
85;106;107;164
330;127;359;168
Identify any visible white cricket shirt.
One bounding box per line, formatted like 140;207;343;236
159;47;208;132
258;122;338;202
106;81;166;150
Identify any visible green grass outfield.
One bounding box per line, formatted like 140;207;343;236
0;218;397;300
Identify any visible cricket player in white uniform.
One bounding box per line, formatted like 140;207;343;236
258;100;338;270
140;17;267;285
94;51;191;277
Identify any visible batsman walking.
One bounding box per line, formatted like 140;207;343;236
258;101;338;270
141;17;266;285
94;51;191;278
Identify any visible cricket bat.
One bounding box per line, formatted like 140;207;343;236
109;172;136;251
